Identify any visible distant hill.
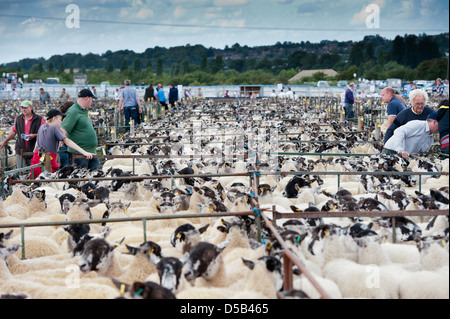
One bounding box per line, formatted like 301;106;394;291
2;33;448;73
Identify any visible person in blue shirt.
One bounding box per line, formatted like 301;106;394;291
435;78;445;97
381;87;407;127
156;84;168;111
119;79;142;130
344;83;355;120
406;82;415;97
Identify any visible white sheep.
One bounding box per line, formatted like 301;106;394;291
323;258;400;299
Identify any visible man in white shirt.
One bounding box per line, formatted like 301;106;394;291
383;112;439;158
286;88;294;100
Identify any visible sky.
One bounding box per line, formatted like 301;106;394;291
0;0;448;64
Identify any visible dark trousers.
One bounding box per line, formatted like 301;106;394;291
344;103;355;120
68;153;100;170
59;146;69;168
124;106;139;130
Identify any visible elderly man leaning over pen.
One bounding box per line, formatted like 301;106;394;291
382;112;439;159
383;89;435;144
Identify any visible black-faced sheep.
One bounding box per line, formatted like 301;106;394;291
156;257;184;294
183;241;229;287
242;255;284;292
170;224;209;254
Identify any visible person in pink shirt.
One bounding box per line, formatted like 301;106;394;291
0;100;46;168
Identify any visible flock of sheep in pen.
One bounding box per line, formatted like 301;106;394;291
0;96;448;299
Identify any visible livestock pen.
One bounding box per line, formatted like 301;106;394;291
1;95;448;299
1;165;448;299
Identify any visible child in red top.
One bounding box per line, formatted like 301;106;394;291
30;109;96;178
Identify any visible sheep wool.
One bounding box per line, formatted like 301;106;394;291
323;258;400;299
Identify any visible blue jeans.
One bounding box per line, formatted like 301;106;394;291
59;146;69;168
124;106;139;130
68;153;100;170
344;103;355;120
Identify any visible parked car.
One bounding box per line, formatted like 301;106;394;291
337;80;348;87
317;81;329;88
423;83;436;95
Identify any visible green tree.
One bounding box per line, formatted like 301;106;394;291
146;60;152;74
212;55;224;73
120;59;128;72
391;35;405;65
58;63;65;75
348;43;364;66
404;34;418;68
415;57;447;80
156;58;163;77
364;41;374;62
377;50;386;67
134;58;141;73
201;54;208;72
107;62;114;73
417;36;441;62
179;57;190;75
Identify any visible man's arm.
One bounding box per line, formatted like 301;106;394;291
0;130;16;149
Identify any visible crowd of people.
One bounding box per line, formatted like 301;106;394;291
0;89;98;176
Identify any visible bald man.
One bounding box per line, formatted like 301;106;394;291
381;87;406;127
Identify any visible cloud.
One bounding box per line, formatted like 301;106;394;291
220;19;246;27
137;8;154;18
173;7;184;18
214;0;247;5
351;0;384;24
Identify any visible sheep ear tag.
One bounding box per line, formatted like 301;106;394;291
120;284;126;296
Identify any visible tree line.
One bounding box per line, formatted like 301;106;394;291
1;33;448;86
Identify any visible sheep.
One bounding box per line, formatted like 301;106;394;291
170;223;209;254
236;255;283;298
182;241;229;288
397;266;449;299
77;237;161;284
323;258;400;299
112;278;176;299
77;237;123;275
0;230;13;247
8;234;62;259
216;218;252;254
156;256;185;294
58;193;77;214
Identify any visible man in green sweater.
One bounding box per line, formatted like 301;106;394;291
60;89;99;169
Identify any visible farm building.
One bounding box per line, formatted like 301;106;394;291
289;69;338;83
